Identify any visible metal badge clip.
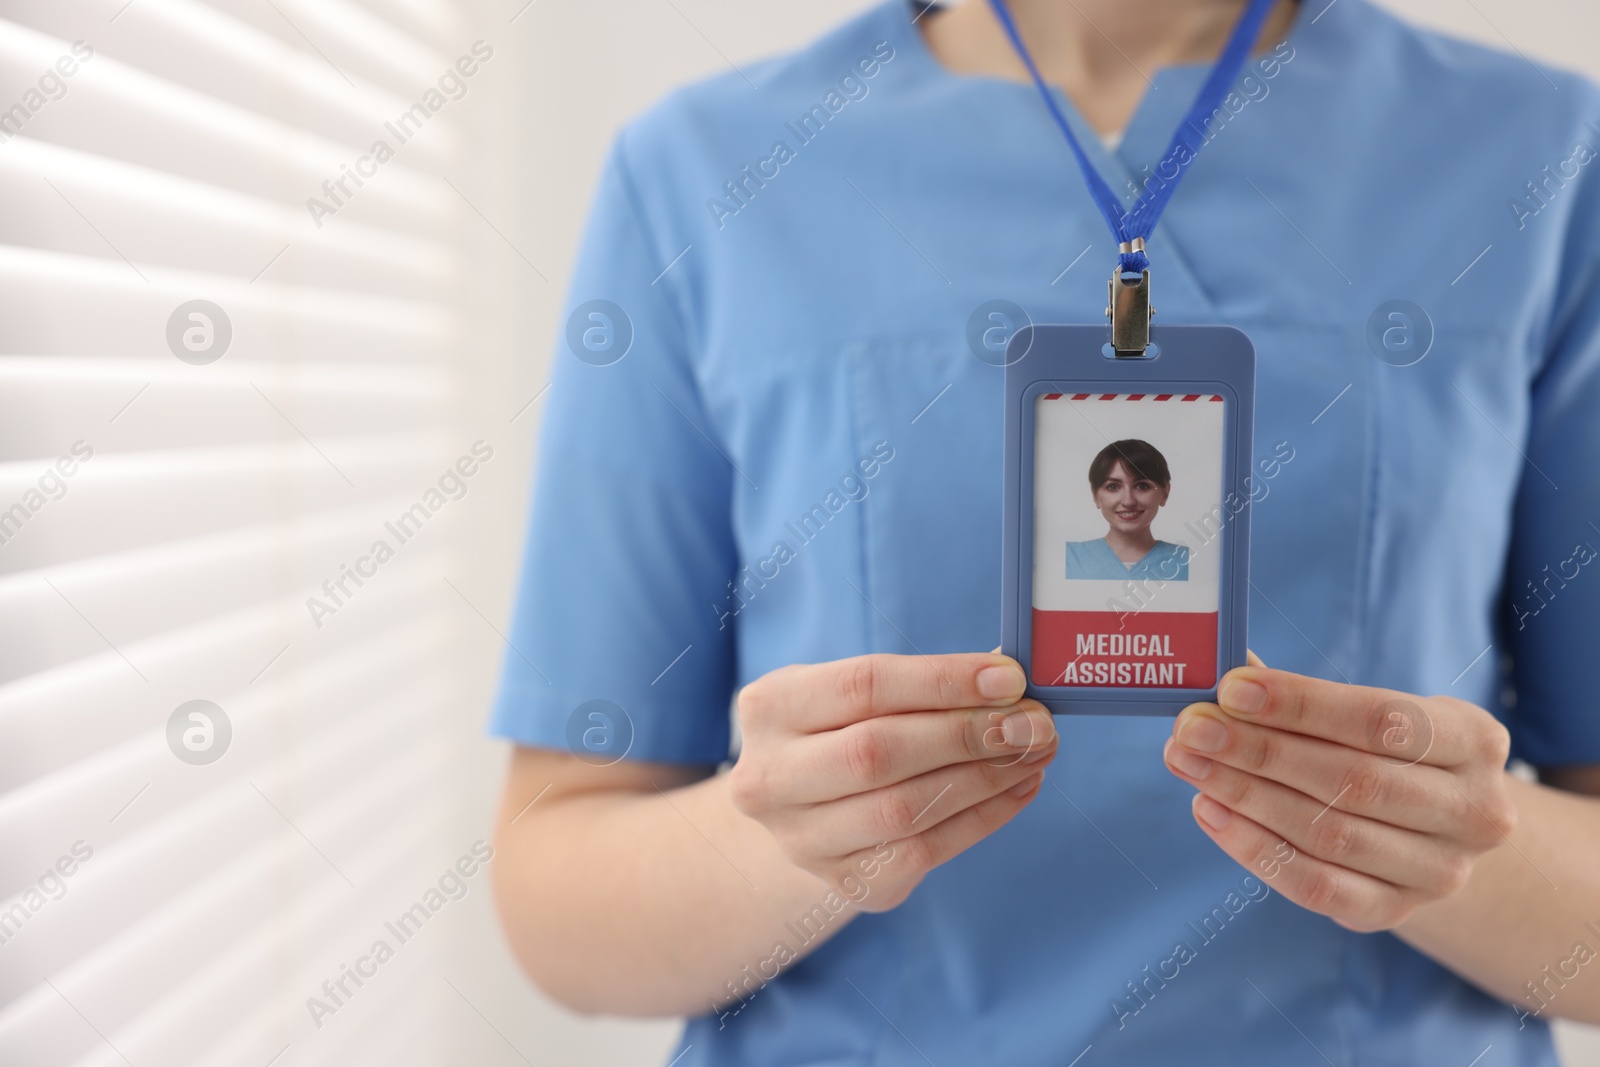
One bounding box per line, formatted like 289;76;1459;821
1107;239;1154;357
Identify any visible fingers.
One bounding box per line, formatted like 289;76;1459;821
732;651;1056;908
789;738;1057;857
1185;792;1416;932
1167;705;1473;837
773;702;1057;803
1163;739;1470;897
1245;649;1267;668
741;653;1028;734
1168;667;1519;931
851;769;1046;911
1211;667;1487;768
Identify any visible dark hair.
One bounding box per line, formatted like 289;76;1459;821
1088;439;1171;490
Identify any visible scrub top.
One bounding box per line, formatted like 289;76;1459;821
491;0;1600;1063
1068;538;1191;581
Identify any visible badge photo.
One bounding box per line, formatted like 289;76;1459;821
1001;325;1255;716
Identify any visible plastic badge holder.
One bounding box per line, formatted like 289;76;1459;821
1001;324;1255;716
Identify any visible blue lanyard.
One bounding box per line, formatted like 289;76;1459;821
986;0;1279;274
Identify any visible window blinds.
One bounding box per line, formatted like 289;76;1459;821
0;0;547;1063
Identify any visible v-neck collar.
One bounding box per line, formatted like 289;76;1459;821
888;0;1318;317
897;0;1314;147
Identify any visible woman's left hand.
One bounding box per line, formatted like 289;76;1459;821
1162;664;1520;932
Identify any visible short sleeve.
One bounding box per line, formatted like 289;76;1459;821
488;133;738;765
1505;173;1600;768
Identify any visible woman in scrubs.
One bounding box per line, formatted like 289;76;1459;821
1066;439;1190;581
489;1;1600;1064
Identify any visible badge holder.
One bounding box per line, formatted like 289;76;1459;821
1000;268;1255;716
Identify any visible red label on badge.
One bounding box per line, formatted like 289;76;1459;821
1030;610;1218;689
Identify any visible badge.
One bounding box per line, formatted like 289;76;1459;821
1001;326;1255;715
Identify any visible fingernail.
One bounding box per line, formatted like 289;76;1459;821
1164;738;1213;779
1219;678;1268;714
1193;793;1231;830
978;663;1026;701
1002;710;1054;749
1177;715;1228;753
1009;772;1042;798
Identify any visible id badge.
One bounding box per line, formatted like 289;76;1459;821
1001;325;1255;716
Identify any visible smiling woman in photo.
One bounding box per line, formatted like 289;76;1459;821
1066;438;1189;581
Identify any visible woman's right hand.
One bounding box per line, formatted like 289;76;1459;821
728;652;1058;911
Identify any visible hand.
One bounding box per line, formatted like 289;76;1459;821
1162;663;1518;932
729;652;1057;911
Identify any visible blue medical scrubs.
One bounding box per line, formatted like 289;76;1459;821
491;1;1600;1063
1068;538;1190;580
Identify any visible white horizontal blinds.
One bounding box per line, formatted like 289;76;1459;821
0;0;489;1064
